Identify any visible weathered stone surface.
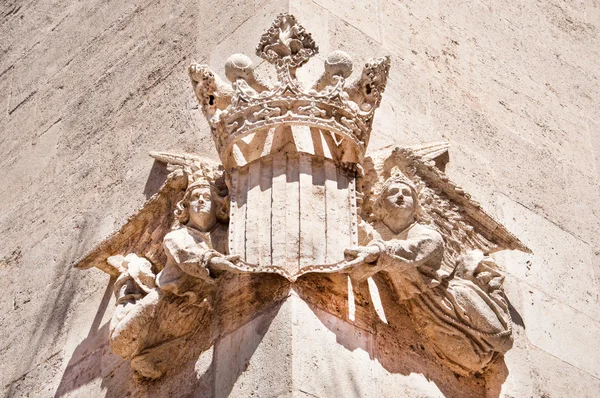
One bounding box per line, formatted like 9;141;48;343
222;292;489;397
2;0;600;397
487;270;600;398
522;285;600;378
493;194;599;319
312;0;380;43
214;301;293;398
526;343;600;398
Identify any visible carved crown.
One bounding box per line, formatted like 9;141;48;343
189;14;391;169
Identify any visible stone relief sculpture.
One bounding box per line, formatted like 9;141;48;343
74;14;530;379
100;158;227;378
342;148;519;374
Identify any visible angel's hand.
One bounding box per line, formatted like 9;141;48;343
208;255;240;273
338;250;383;282
224;254;240;263
344;245;380;264
109;254;156;300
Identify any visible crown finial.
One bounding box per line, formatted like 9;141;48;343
189;14;391;170
256;13;318;69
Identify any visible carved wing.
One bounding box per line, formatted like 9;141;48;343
73;170;186;276
361;143;530;274
73;152;224;276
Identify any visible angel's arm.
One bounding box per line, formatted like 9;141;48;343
342;225;444;283
370;226;444;270
162;229;221;281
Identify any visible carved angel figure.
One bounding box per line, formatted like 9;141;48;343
409;251;513;375
344;172;449;299
344;168;513;375
157;174;232;294
110;254;160;363
105;158;232;378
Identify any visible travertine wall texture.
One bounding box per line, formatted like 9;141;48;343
1;0;599;397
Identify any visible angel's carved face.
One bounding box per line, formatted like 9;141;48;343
187;186;217;231
380;181;416;233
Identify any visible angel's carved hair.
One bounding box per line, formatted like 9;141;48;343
173;179;229;227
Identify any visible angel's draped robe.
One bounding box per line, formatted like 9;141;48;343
359;220;513;374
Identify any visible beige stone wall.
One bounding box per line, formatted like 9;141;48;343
1;0;599;397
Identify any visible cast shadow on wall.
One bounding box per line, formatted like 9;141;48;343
294;273;513;398
53;279;135;398
53;272;518;397
143;160;170;200
53;273;289;398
